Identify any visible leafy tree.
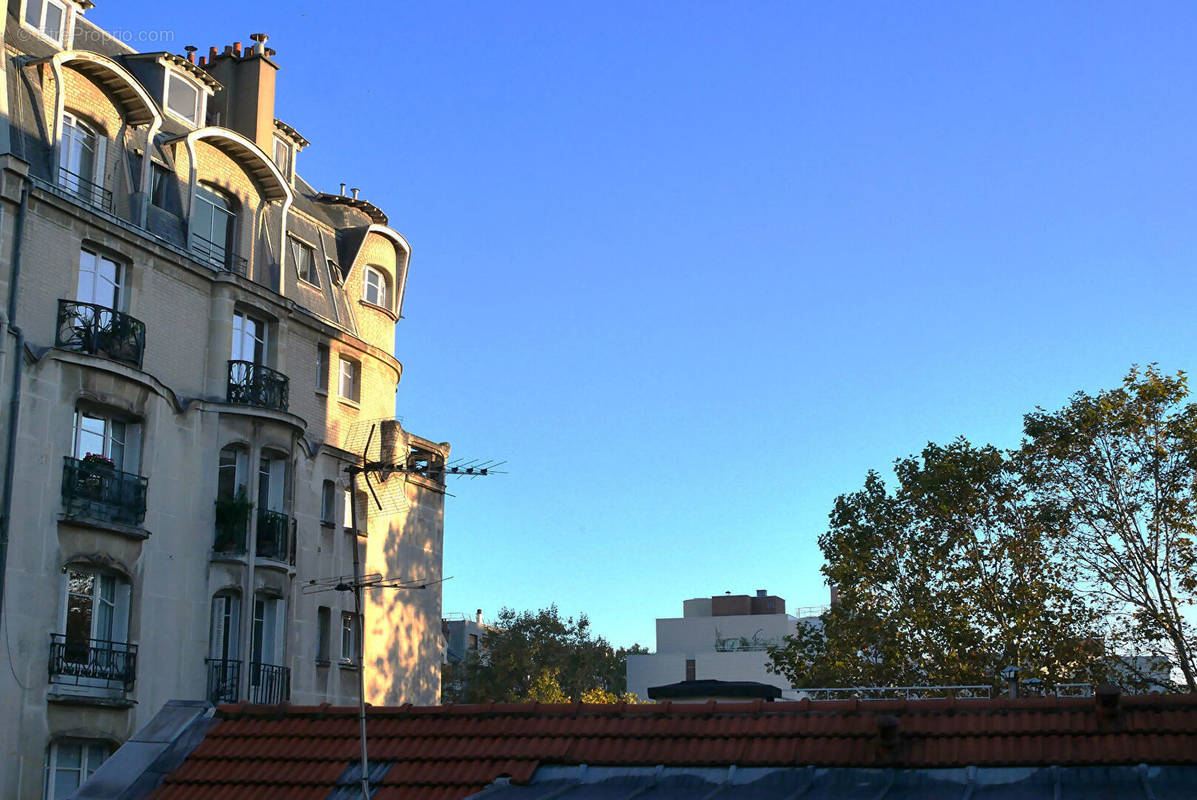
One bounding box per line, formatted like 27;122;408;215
768;439;1105;690
1020;365;1197;691
442;605;647;703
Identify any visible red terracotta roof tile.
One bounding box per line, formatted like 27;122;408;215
148;694;1197;799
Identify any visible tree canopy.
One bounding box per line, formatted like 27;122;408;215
769;366;1196;693
442;605;646;703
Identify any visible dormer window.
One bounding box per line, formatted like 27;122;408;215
23;0;71;47
164;72;204;127
363;266;389;309
272;136;291;177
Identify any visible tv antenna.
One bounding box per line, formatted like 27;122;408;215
307;418;500;800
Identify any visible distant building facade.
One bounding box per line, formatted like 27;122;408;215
443;609;488;665
626;590;822;702
0;5;449;797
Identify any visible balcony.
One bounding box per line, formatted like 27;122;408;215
49;634;137;692
213;497;251;555
205;657;240;704
55;300;146;369
249;662;290;704
227;360;289;413
192;233;248;277
256;510;295;564
57;167;113;213
61;456;148;526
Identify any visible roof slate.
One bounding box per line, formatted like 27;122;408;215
146;694;1197;800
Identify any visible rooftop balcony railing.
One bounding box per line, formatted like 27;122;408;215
57;167;114;213
192;233;248;277
227;360;289;413
49;633;137;692
205;657;240;705
256;510;295;564
248;662;290;704
56;299;146;369
62;456;148;526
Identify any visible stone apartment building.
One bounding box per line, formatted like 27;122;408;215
0;3;449;797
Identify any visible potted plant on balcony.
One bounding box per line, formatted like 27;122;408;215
77;452;115;500
214;488;252;554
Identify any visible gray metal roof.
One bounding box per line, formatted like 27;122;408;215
465;765;1197;800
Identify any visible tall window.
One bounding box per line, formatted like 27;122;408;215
321;480;336;523
217;444;248;501
316;344;330;393
251;594;282;667
72;409;139;473
59;113;98;197
24;0;69;46
338;357;360;403
209;592;240;662
231;311;266;364
193;186;235;267
317;606;331;663
290;237;318;287
363;266;388;308
44;740;111;800
341;611;359;664
257;454;286;513
76;248;122;310
165;73;202;126
150;163;172;209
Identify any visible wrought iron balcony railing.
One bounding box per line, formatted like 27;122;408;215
56;299;146;369
227;360;289;412
213;498;251;555
205;657;240;704
192;233;248;277
248;662;290;704
57;167;114;213
49;634;137;692
61;456;148;526
256;510;295;564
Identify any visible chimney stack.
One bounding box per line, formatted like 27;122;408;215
379;419;401;468
339;183;346;196
185;46;197;64
476;609;484;625
351;187;360;199
203;34;278;154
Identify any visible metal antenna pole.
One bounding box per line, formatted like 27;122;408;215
349;466;369;800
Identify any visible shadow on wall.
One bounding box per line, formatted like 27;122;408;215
362;475;445;705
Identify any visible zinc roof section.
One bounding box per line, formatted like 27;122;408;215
145;693;1197;800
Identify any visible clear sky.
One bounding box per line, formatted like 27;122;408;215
94;1;1197;648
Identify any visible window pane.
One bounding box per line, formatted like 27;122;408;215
167;76;198;122
317;345;329;392
65;571;94;647
24;0;43;26
85;743;109;776
75;413;105;459
42;1;63;41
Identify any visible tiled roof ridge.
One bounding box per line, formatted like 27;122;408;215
214;693;1197;720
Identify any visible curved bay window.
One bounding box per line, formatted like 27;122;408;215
58;113;110;211
192;185;242;274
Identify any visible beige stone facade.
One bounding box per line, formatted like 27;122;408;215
0;5;448;797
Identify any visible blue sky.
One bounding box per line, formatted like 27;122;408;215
95;2;1197;648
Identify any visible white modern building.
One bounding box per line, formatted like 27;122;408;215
626;590;823;702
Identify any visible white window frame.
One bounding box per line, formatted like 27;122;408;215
44;739;111;800
340;611;358;664
23;0;72;47
338;357;360;404
209;592;241;661
363;266;388;309
59;112;105;201
72;408;140;473
163;71;205;127
272;136;292;177
192;185;236;266
76;248;123;311
231;311;267;365
251;594;284;668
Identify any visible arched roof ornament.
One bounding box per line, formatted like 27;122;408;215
47;50;161;127
169;127;293;203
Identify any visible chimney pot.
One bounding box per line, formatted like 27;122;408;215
209;46;218;61
185;46;197;64
223;45;233;56
198;56;206;66
476;609;483;625
351;188;360;199
266;48;277;58
339;183;346;196
233;42;242;57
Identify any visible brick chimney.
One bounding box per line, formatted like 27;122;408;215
202;34;278;153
